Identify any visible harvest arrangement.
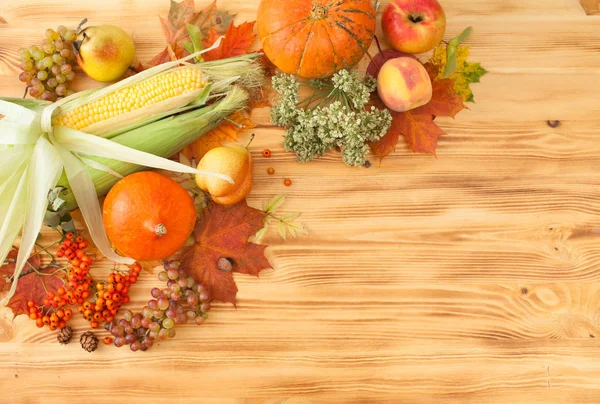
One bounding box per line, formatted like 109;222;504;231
0;0;485;352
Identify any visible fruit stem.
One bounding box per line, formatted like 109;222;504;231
155;224;167;237
76;18;88;35
243;133;255;149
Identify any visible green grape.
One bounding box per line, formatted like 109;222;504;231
20;59;35;71
167;328;176;338
36;70;48;81
46;77;58;88
157;329;168;340
185;277;196;288
63;30;76;42
32;50;45;62
46;28;60;41
162;318;175;329
158;271;168;282
60;64;72;74
54;40;65;51
52;54;63;64
65;71;76;81
153;310;165;319
55;84;67;96
34;60;44;71
51;65;61;76
60;48;72;59
55;74;66;84
28;45;39;55
18;48;32;61
42;56;54;68
41;41;55;54
57;25;67;37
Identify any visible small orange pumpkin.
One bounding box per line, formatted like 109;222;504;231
257;0;376;78
102;171;196;261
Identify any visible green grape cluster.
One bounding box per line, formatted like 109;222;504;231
107;260;211;352
18;25;78;101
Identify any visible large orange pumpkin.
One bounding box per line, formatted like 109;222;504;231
102;171;196;261
257;0;376;78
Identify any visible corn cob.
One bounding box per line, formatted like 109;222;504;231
53;67;206;135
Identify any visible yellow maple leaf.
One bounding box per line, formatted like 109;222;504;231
182;111;256;161
429;45;488;102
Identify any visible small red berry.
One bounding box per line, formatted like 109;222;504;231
284;178;292;186
262;149;271;158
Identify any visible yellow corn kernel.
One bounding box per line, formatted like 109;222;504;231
54;68;205;131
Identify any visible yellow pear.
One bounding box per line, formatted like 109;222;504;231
196;144;253;205
75;25;135;82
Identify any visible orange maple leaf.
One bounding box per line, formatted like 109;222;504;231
181;112;256;161
181;200;271;305
370;62;465;158
201;21;257;61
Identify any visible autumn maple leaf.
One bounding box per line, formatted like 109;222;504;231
370;62;465;158
181;200;271;305
1;248;63;317
201;21;257;61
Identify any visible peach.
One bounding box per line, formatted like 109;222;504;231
377;57;432;112
382;0;446;54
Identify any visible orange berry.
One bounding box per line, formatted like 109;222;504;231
80;262;90;271
284;178;292;186
77;297;84;304
42;316;50;325
77;306;85;314
63;240;72;248
81;255;92;263
75;235;84;243
49;324;57;331
58;287;66;296
267;167;275;175
46;291;55;299
90;321;99;328
65;308;72;317
57;244;66;252
262;149;271;158
82;291;90;299
83;301;92;310
102;309;111;319
75;249;85;258
110;309;118;315
93;312;102;321
78;241;89;249
56;250;64;257
122;296;130;304
35;318;43;328
27;300;34;308
116;282;124;292
50;314;58;322
56;309;65;318
29;313;37;320
132;263;142;273
65;232;74;239
83;309;93;318
103;336;113;345
106;316;114;322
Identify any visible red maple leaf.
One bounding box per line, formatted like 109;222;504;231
2;248;63;317
370;62;465;158
148;0;236;66
181;200;271;305
201;21;257;62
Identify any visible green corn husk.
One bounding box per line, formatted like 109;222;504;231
55;86;249;210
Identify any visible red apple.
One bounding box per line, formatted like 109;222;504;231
382;0;447;54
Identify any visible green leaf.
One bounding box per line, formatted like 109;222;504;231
254;227;267;241
280;212;301;222
186;23;204;62
276;221;287;240
443;26;473;79
182;41;194;55
264;194;287;214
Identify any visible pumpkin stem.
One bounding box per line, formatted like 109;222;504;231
310;4;327;20
155;223;167;237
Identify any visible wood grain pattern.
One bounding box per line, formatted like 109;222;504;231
1;0;600;402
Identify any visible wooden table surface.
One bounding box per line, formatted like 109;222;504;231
2;0;600;402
